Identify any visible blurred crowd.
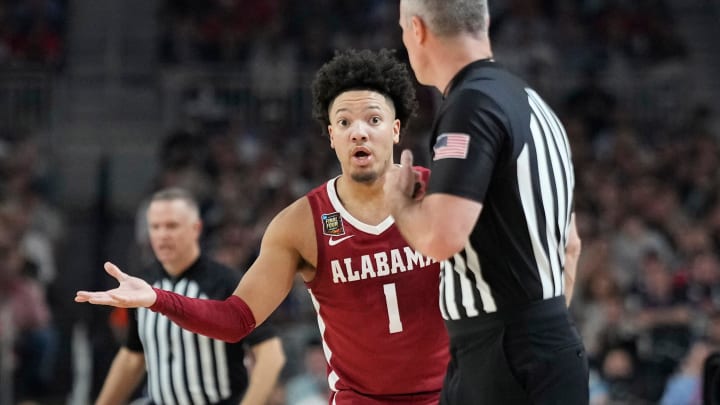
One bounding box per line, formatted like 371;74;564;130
0;130;64;402
157;0;401;70
0;0;65;68
2;0;720;404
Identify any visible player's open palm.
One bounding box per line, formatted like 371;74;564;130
75;261;157;308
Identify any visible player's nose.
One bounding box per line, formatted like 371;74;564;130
349;122;369;142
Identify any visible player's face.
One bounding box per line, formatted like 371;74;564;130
327;90;400;183
147;200;201;272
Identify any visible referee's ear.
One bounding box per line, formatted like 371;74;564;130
410;15;428;45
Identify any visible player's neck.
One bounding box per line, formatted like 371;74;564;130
336;175;389;225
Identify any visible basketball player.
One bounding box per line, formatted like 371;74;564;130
76;49;449;404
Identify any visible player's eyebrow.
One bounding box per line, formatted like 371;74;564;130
332;105;384;117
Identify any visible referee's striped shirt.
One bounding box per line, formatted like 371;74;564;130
126;255;277;405
426;59;575;320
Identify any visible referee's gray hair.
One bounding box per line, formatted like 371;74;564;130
402;0;490;37
150;187;200;218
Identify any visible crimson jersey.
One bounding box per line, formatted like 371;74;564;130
305;178;449;402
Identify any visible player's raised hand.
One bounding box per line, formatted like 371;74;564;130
75;262;157;308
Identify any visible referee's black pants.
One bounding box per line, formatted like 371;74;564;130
441;296;589;405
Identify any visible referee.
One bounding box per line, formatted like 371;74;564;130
96;188;285;405
387;0;588;404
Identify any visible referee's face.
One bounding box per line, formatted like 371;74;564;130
327;90;401;184
147;199;202;274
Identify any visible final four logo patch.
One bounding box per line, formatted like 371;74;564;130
321;212;345;236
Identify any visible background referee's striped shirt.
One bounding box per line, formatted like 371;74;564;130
426;59;575;321
125;255;277;405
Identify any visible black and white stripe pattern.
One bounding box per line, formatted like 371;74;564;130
138;280;231;405
440;88;574;320
524;88;574;297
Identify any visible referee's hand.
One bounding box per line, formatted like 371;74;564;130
75;262;157;308
385;149;425;202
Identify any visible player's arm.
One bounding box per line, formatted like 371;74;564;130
95;348;146;405
75;198;312;343
563;213;581;307
240;337;286;405
231;197;312;325
388;150;483;261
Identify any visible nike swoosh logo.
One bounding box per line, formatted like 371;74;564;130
328;235;354;246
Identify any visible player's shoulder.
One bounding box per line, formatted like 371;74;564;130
265;195;314;243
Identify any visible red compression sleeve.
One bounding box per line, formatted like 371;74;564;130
149;287;256;343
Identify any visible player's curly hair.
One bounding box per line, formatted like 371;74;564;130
311;49;418;134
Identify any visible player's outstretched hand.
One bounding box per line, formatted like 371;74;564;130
75;262;157;308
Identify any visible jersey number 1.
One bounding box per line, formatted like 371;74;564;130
383;283;403;333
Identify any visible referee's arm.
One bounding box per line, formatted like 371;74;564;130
564;213;581;307
240;336;285;405
95;347;146;405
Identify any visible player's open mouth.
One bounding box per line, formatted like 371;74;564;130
351;147;372;165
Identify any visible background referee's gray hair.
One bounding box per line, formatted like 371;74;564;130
150;187;200;217
402;0;490;37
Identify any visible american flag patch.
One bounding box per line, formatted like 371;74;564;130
433;133;470;160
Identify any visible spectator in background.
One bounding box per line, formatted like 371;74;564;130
577;269;627;360
0;135;64;287
661;341;715;405
0;199;56;286
588;368;609;405
0;214;56;403
677;250;720;314
611;215;673;290
599;345;648;403
285;337;328;405
628;250;691;380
